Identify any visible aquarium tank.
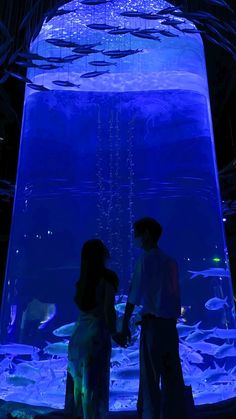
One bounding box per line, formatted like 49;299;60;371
0;0;236;411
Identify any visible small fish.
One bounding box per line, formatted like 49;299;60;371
43;341;69;356
81;0;112;4
103;48;142;57
80;70;110;78
72;47;102;54
89;60;117;66
0;343;40;356
157;6;180;15
6;71;31;83
185;329;214;343
181;28;204;34
188;267;230;279
176;321;202;337
45;57;66;63
108;28;132;35
214;342;236;358
52;321;76;337
37;64;61;70
62;54;86;61
131;31;160;40
27;83;49;91
213;328;236;339
87;23;118;30
6;375;36;386
45;39;79;48
120;11;145;18
46;9;76;22
15;60;38;68
52;80;80;88
18;52;46;61
138;13;166;20
205;296;229;310
158;29;179;37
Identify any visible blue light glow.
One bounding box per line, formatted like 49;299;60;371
0;0;236;412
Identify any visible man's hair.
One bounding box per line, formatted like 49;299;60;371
134;217;162;242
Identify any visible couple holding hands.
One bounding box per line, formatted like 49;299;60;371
66;217;187;419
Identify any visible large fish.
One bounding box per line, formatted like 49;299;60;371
213;328;236;339
52;321;76;336
6;375;36;386
52;80;81;88
205;296;229;310
43;341;69;356
187;341;220;355
185;328;215;343
188;267;230;279
0;343;40;356
176;321;201;337
27;83;49;91
214;342;236;358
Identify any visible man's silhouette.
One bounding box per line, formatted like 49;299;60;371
121;217;187;419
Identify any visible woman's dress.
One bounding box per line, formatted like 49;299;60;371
67;278;113;419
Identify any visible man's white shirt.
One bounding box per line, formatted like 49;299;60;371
128;247;181;319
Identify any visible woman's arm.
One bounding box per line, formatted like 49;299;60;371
104;281;117;336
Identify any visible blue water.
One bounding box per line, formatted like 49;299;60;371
0;88;235;409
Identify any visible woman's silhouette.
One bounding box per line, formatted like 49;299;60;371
66;239;123;419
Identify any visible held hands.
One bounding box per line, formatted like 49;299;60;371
112;325;132;348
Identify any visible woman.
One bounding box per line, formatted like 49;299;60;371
67;239;123;419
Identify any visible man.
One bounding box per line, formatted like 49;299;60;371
121;217;187;419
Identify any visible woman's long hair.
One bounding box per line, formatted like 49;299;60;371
74;239;113;311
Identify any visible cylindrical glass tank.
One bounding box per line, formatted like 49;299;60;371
1;0;236;411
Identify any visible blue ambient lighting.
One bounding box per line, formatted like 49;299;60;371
0;0;236;412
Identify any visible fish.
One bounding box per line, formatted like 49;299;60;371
179;343;204;363
120;11;146;18
43;341;69;356
52;80;81;88
80;70;110;78
214;342;236;358
62;54;86;62
205;296;229;310
27;83;49;91
204;371;229;384
108;28;132;35
87;23;118;30
15;60;38;68
203;34;235;55
131;32;160;40
185;329;215;343
81;0;112;4
6;375;36;386
181;28;205;34
15;363;40;379
89;60;117;66
0;343;40;356
72;47;102;54
46;9;76;22
137;13;168;20
187;341;220;355
188;267;230;279
115;303;141;315
38;303;57;330
18;52;46;61
176;321;202;337
44;57;66;63
37;64;61;70
158;29;179;37
157;6;180;15
212;328;236;339
103;49;142;58
45;39;79;48
111;367;140;379
161;18;185;26
6;71;31;83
